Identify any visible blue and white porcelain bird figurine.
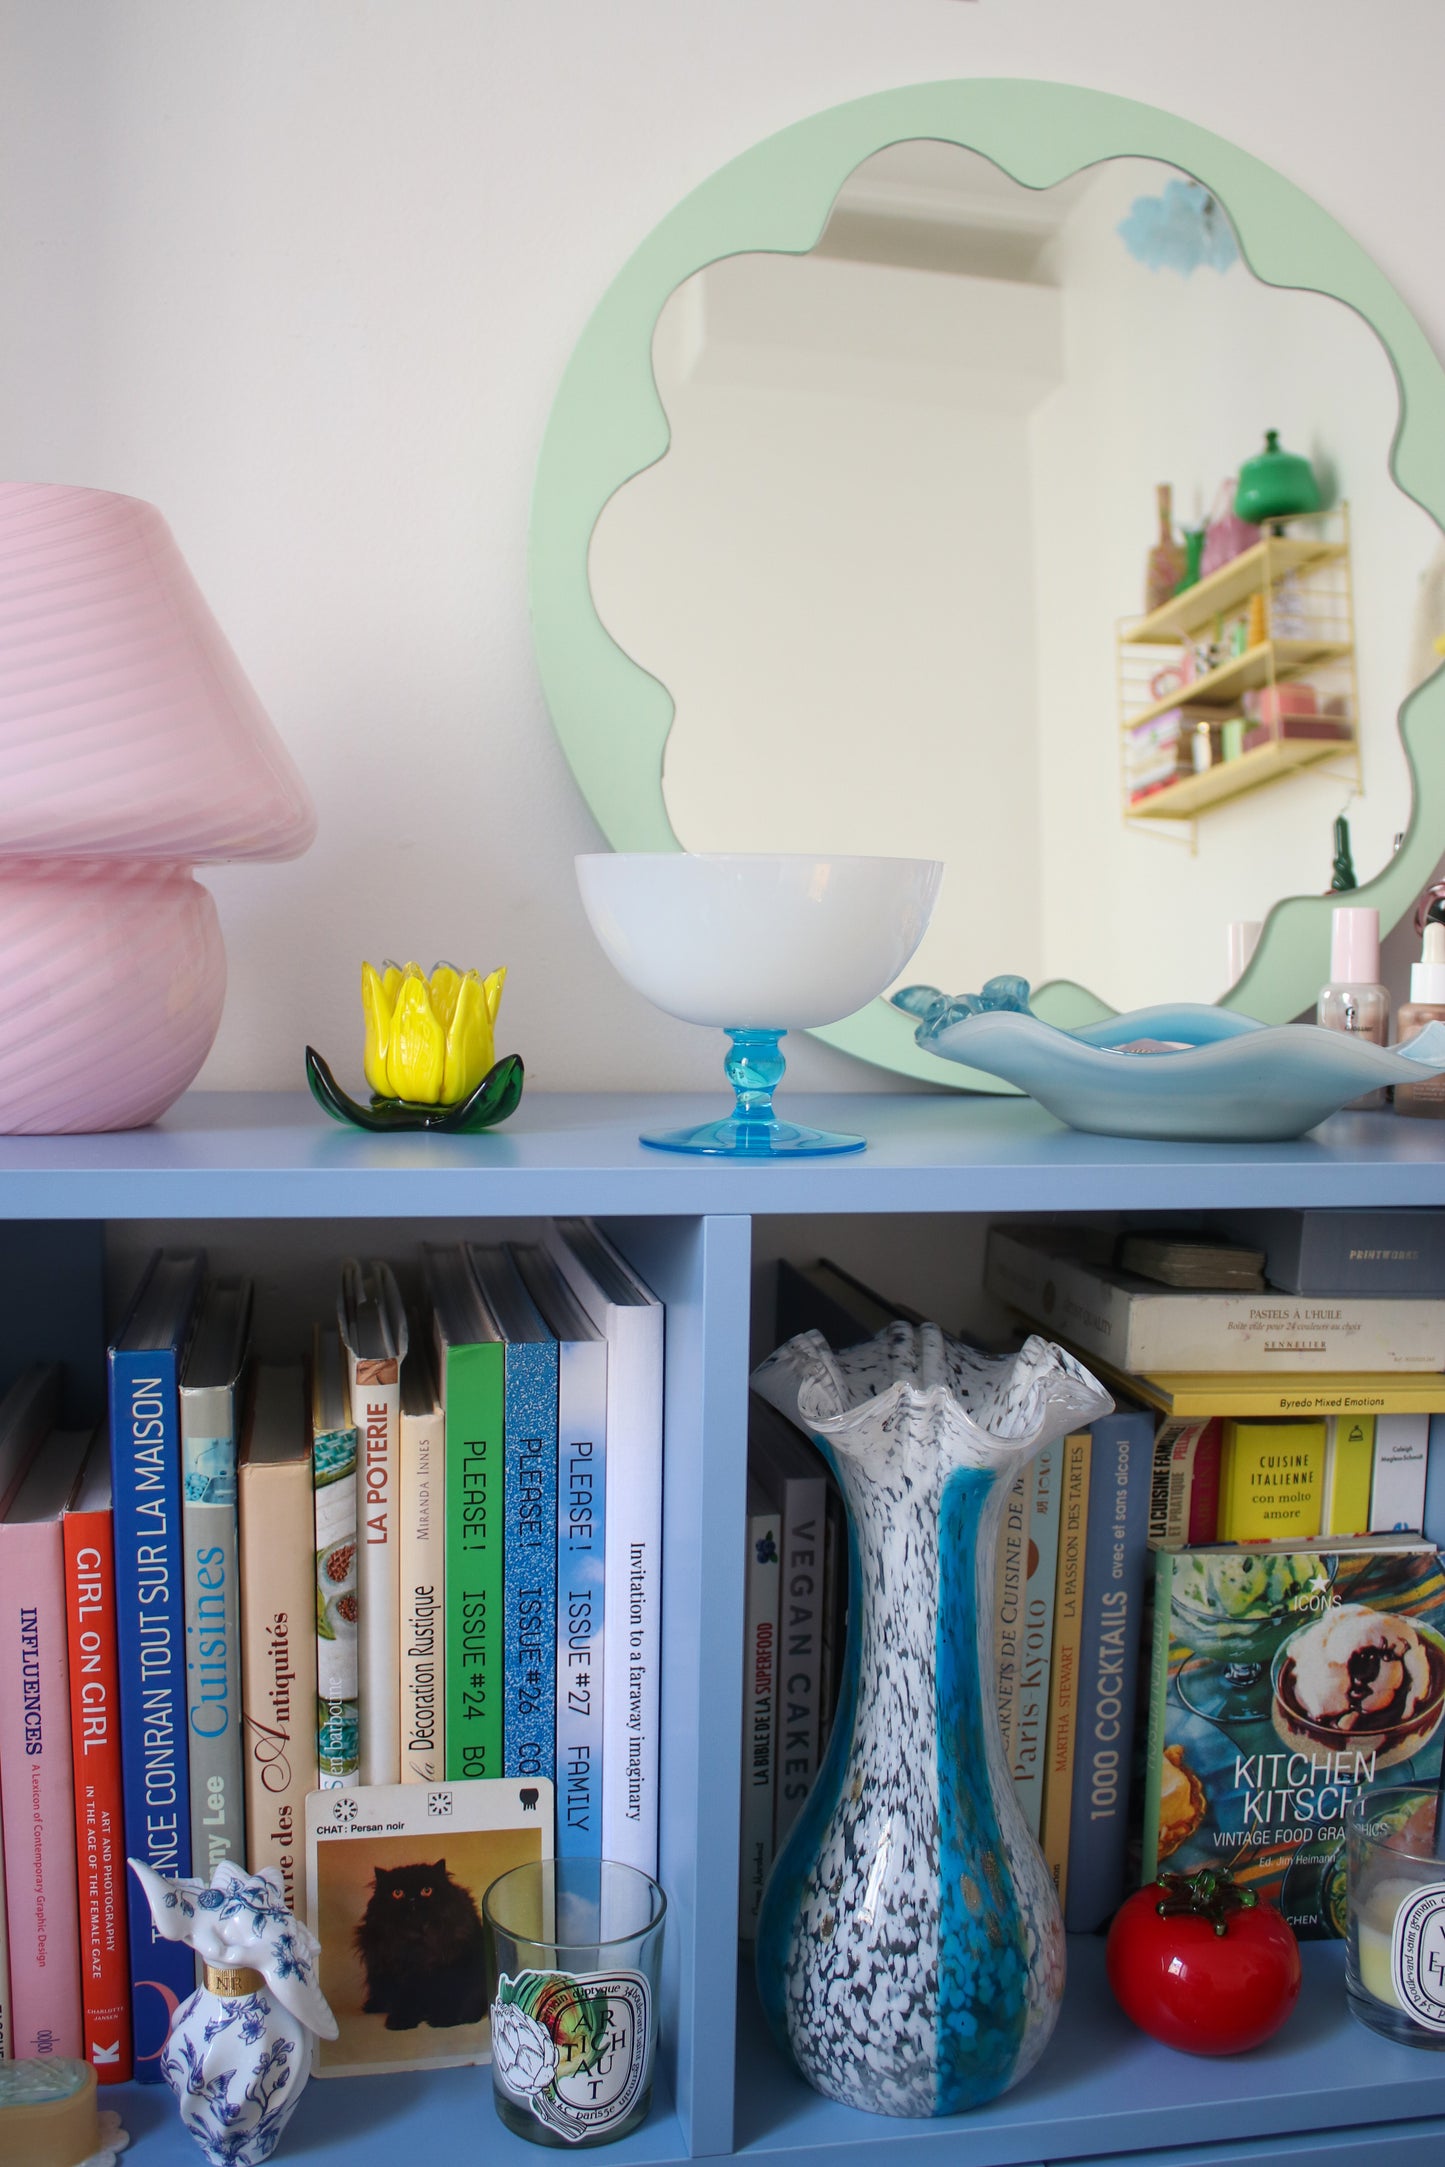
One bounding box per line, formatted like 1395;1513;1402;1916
129;1858;337;2167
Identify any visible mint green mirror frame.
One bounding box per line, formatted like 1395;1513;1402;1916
530;80;1445;1088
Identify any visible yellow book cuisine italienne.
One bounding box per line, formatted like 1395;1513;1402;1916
1217;1418;1327;1542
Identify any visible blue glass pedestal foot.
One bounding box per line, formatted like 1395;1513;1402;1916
640;1029;866;1158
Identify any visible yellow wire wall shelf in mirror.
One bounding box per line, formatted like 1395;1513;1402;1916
529;81;1445;1087
1119;508;1360;844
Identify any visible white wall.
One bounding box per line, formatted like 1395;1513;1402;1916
2;1;1443;1092
1029;160;1440;1013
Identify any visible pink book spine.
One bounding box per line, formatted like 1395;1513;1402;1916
0;1519;83;2057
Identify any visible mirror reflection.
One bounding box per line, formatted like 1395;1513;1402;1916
589;147;1442;1016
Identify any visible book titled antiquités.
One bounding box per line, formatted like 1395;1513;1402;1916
238;1363;317;1919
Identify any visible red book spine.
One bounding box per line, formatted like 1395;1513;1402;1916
1187;1419;1223;1547
63;1507;133;2082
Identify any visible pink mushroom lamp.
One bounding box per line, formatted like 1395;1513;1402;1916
0;484;316;1132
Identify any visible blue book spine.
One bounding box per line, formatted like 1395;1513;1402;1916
503;1340;559;1781
110;1340;196;2078
1064;1408;1155;1934
1425;1414;1445;1551
556;1340;607;1859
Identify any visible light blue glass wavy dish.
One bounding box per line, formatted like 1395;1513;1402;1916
892;978;1445;1142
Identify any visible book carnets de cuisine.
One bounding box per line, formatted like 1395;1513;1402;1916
1143;1542;1445;1937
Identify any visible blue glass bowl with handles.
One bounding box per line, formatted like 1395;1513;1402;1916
892;977;1445;1142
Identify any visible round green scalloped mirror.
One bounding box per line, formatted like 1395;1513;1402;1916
530;81;1445;1086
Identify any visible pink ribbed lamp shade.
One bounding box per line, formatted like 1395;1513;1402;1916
0;484;316;1133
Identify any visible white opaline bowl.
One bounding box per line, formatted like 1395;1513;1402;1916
575;853;943;1029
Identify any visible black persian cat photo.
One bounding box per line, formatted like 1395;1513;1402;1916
355;1860;488;2030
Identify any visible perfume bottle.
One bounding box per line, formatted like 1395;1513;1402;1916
1395;921;1445;1119
1317;907;1390;1110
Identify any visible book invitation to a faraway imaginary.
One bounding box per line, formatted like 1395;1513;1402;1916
306;1778;553;2075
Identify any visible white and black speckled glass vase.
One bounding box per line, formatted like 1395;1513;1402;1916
750;1324;1111;2118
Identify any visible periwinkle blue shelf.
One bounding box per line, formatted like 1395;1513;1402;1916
7;1091;1445;2167
99;1943;1445;2167
1;1088;1444;1216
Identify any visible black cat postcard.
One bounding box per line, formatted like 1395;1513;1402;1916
306;1777;554;2076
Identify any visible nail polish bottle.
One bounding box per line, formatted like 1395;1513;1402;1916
1317;906;1390;1110
1395;921;1445;1119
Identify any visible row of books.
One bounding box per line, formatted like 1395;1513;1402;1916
991;1222;1445;1940
749;1231;1445;1946
0;1220;663;2083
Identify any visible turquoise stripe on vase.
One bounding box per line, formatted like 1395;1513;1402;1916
751;1324;1108;2119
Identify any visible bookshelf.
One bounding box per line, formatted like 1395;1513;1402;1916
4;1090;1445;2167
1118;511;1360;841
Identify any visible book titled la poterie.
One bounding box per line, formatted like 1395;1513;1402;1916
469;1245;560;1786
63;1433;131;2081
179;1279;252;1883
987;1224;1445;1372
1064;1407;1154;1934
238;1364;317;1918
515;1244;607;1861
544;1220;664;1879
424;1245;505;1782
0;1427;91;2061
398;1330;445;1783
312;1328;360;1788
109;1248;204;2080
339;1260;408;1787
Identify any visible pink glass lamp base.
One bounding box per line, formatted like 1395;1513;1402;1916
0;859;226;1133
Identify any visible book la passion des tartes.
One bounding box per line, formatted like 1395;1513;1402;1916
1142;1542;1445;1937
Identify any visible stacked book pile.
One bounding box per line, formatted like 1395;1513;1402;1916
0;1223;663;2080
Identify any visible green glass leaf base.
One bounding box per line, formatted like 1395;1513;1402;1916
304;1047;525;1133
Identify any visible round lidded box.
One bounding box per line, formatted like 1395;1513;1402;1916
0;2058;127;2167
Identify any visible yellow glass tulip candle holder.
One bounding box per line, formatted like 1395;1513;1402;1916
305;961;523;1132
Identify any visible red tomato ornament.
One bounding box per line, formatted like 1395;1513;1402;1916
1106;1868;1302;2056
